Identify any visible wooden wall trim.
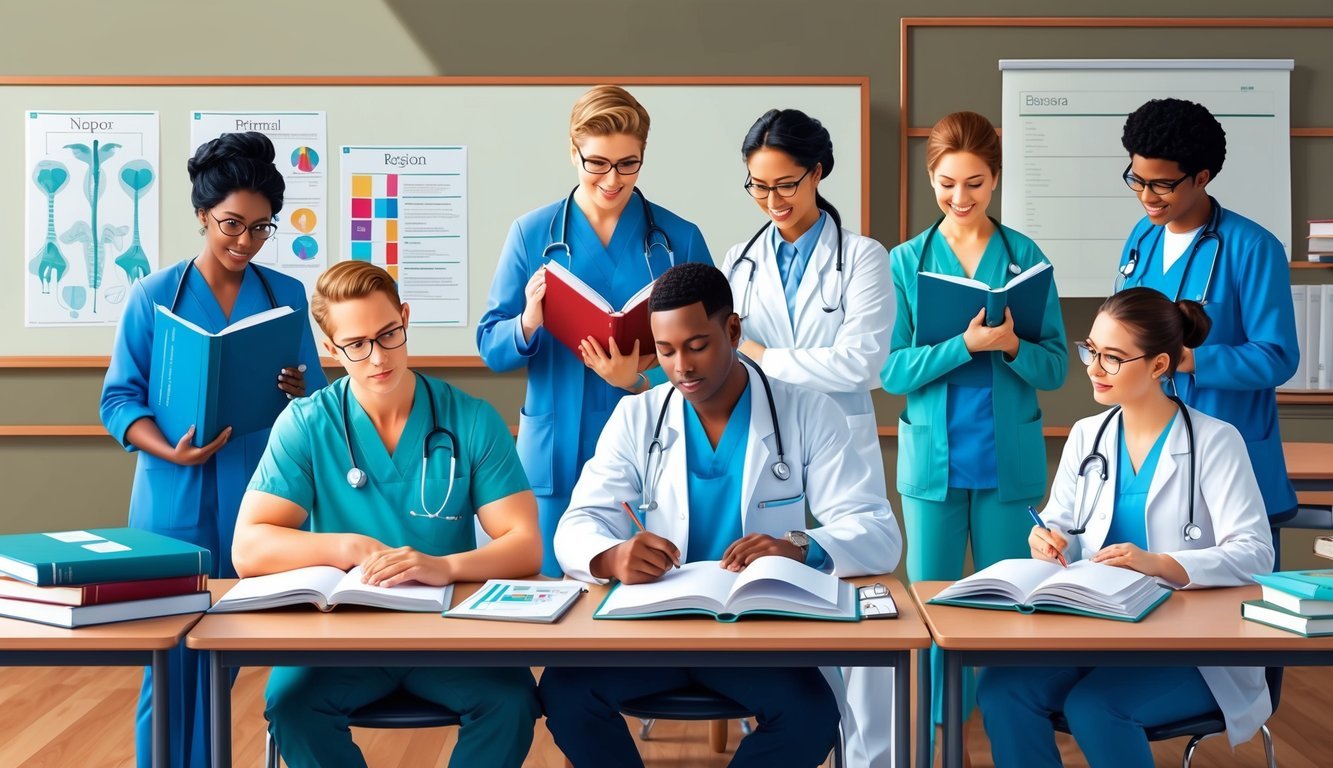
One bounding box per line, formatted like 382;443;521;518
0;355;492;369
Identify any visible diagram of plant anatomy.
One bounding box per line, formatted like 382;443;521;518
25;110;160;327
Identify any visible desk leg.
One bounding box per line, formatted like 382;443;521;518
894;652;911;768
943;651;962;768
151;649;168;768
210;652;230;768
915;649;930;768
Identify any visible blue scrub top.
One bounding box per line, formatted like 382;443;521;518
100;259;327;577
248;374;530;555
772;211;827;320
683;385;751;562
1119;201;1299;518
1107;412;1176;550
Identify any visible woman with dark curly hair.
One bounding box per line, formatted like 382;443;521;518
1115;97;1299;558
100;131;327;767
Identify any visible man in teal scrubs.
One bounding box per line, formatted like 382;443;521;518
232;261;542;768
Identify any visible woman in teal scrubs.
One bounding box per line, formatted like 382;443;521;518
881;111;1067;750
478;85;711;576
980;287;1274;768
234;261;542;768
99;131;326;768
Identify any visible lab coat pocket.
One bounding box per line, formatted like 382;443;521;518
895;415;937;496
516;408;555;495
1011;411;1047;500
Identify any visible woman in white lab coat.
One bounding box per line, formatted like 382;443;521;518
719;107;895;768
721;108;892;496
977;287;1274;768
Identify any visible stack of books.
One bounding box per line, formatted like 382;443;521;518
1242;569;1333;637
1309;220;1333;263
1281;282;1333;391
0;528;212;628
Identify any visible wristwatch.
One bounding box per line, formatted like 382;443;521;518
784;530;810;560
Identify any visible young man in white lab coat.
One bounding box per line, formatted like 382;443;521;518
538;262;902;768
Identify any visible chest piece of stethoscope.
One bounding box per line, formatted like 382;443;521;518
1183;522;1202;541
346;467;368;489
772;461;791;481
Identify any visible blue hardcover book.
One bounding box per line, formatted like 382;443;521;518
150;304;303;447
915;262;1053;386
0;528;211;586
1254;569;1333;601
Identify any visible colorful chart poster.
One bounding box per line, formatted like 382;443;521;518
339;146;469;326
24;110;160;327
190;111;327;297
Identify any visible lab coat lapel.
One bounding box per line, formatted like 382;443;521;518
790;222;840;339
652;395;691;556
1083;415;1120;552
739;363;775;532
1145;412;1188;546
753;236;797;344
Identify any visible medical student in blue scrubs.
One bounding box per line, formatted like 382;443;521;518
99;131;326;768
1115;98;1299;557
478;84;711;576
880;111;1067;753
232;261;542;768
540;263;902;768
720;108;895;767
979;287;1274;768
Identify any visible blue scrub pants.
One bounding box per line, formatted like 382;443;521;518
265;666;539;768
539;666;839;768
903;489;1033;729
977;665;1218;768
537;492;572;577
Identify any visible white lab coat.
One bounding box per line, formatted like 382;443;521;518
1040;405;1275;747
555;363;903;755
721;224;893;496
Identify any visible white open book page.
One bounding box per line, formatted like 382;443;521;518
210;565;449;613
935;558;1165;616
919;261;1051;293
155;304;294;337
597;556;847;618
545;261;653;315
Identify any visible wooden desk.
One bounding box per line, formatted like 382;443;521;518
912;581;1333;768
1284;442;1333;493
0;609;205;768
189;576;930;768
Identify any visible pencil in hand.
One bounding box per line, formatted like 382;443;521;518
620;501;678;568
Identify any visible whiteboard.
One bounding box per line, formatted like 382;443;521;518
0;80;864;357
999;60;1292;297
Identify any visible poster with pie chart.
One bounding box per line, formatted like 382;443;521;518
291;146;319;173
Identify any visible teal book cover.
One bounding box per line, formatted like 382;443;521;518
914;262;1053;386
150;305;303;447
1254;570;1333;601
0;528;212;586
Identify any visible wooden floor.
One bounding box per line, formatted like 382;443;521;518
1;659;1330;767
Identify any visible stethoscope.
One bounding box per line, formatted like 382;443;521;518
1069;394;1201;542
171;258;277;313
728;218;844;319
639;357;792;513
541;186;674;279
342;372;461;520
920;215;1021;277
1117;196;1223;304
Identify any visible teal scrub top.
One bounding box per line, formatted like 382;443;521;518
683;385;751;562
1107;412;1177;550
772;211;827;320
248;374;531;557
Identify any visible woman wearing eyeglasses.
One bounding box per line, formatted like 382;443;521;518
100;131;326;768
881;111;1067;761
478;85;711;576
978;287;1273;768
1115;98;1299;557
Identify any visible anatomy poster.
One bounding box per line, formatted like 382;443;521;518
25;110;160;326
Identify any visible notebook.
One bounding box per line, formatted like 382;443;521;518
928;558;1170;622
444;580;586;623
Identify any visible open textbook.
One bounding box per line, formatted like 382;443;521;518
541;260;655;355
595;555;858;622
444;580;586;623
210;565;453;613
929;558;1170;622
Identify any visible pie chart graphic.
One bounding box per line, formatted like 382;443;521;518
292;236;319;261
290;208;317;234
291;146;320;173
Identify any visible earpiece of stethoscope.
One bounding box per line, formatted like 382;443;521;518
346;467;368;489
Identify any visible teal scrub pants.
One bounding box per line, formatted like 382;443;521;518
903;488;1034;728
977;665;1218;768
265;666;540;768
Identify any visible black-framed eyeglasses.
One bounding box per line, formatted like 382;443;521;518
208;211;279;240
744;167;811;200
1076;341;1146;375
576;147;642;176
1122;163;1194;196
333;325;407;362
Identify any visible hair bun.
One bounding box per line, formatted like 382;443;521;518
188;131;277;182
1176;299;1213;349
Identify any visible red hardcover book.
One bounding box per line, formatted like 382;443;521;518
541;261;655;356
0;573;208;607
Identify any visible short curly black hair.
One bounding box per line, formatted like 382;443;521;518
1121;98;1227;180
649;262;733;319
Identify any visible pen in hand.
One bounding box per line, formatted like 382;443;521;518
1027;505;1069;568
621;501;678;569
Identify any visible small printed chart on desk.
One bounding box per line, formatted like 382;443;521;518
340;145;468;325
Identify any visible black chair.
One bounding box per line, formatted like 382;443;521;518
1051;667;1282;768
265;690;462;768
618;684;844;767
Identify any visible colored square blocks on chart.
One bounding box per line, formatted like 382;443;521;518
352;242;373;261
351;198;372;218
374;198;399;218
351;175;373;197
351;220;372;241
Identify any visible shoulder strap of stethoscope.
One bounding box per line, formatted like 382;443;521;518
738;222;770;263
171;259;279;312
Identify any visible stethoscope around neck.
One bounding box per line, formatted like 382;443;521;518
920;215;1020;277
342;372;461;520
1068;394;1201;542
541;186;674;278
171;257;277;313
639;357;791;513
728;216;845;319
1117;196;1223;304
